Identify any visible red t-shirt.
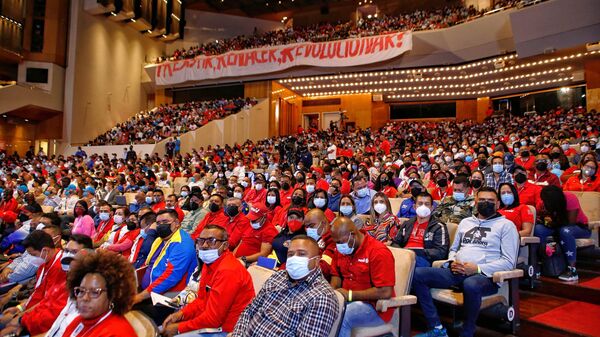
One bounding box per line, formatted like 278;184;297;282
234;221;279;257
528;171;561;188
62;312;136;337
562;175;600;192
498;204;534;232
405;220;428;249
332;234;396;322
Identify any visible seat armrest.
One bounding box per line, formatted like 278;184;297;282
376;295;418;312
432;260;449;268
588;221;600;230
520;236;540;245
492;269;523;283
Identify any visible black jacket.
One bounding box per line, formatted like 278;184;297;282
392;216;449;263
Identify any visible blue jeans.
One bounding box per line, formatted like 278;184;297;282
338;301;385;337
534;224;591;264
413;249;432;268
412;267;498;337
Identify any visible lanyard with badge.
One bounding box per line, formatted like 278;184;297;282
35;250;62;289
71;310;112;337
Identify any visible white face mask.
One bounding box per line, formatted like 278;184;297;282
313;197;326;208
255;183;263;191
373;202;387;214
306;185;315;193
339;205;353;216
197;245;222;264
416;205;432;218
286;255;317;280
233;192;243;199
251;221;262;230
113;215;124;224
29;249;47;267
266;196;277;205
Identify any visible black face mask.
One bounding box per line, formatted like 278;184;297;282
156;223;173;239
209;202;220;213
515;173;527;184
535;161;548;171
126;221;137;231
380;179;388;186
18;214;29;223
520;151;530;158
410;187;421;198
477;159;487;167
281;182;291;191
471;179;483;189
477;200;496;218
292;195;305;206
403;161;412;168
549;152;560;160
437;179;448;188
296;176;305;183
225;205;239;217
189;201;199;211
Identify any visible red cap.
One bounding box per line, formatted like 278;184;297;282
247;203;269;221
312;166;324;176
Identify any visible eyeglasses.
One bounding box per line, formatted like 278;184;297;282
196;237;226;246
74;287;107;299
156;221;174;226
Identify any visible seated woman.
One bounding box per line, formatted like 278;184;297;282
338;195;365;229
375;172;398;198
562;159;600;192
534;185;591;282
62;250;137;337
363;192;400;244
271;208;306;267
307;188;336;222
264;187;283;225
497;183;534;237
469;170;485;196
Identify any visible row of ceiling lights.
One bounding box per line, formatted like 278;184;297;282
281;51;596;86
303;75;573;97
291;66;572;90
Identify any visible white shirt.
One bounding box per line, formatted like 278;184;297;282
45;298;78;337
327;145;337;160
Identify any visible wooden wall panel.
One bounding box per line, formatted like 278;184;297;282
244;81;270;99
456;99;477;121
476;97;491;123
0;122;35;155
371;101;389;130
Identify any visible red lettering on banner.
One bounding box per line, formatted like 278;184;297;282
359;38;366;55
202;58;213;69
280;47;295;64
249;51;258;65
311;45;322;58
295;45;304;57
304;45;313;57
258;50;268;63
347;40;360;57
227;54;237;66
157;64;173;78
364;37;375;54
335;41;345;58
173;60;187;72
372;36;383;53
325;42;335;59
384;35;394;50
396;32;405;47
268;49;278;63
216;55;227;70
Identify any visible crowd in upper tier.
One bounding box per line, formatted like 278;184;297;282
87;98;258;146
156;0;540;63
0;104;597;337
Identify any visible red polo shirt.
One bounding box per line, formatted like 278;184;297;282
152;200;166;212
528;171;561;188
515;157;535;172
234;220;278;257
515;182;541;207
179;252;255;333
279;189;293;207
318;231;337;280
244;188;267;205
192;210;229;240
562;175;600;192
332;234;396;322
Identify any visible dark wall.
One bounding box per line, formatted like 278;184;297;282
170;84;244;103
390;102;456;119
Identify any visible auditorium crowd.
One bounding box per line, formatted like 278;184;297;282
0;104;597;337
88;98;258;146
157;0;539;63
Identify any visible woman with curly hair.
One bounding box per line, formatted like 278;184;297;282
62;250;137;336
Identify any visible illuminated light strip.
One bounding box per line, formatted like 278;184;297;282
292;67;571;91
280;52;591;84
303;76;573;97
171;14;180;21
0;15;23;27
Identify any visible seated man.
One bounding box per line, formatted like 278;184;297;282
431;175;474;224
234;203;278;266
231;235;339;337
330;217;396;337
192;194;228;240
161;225;255;337
412;187;519;337
0;230;67;336
133;210;158;268
220;197;251;249
180;191;208;234
303;209;336;280
397;179;437;218
392;192;449;267
134;209;197;305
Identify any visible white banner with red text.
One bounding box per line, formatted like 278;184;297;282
154;31;413;86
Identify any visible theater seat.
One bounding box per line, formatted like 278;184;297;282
518;206;540;287
41;205;54;213
247;265;275;295
124;192;137;205
351;247;417;337
124;310;158;337
572;192;600;248
329;291;346;337
446;222;459;247
173;177;188;194
389;198;404;216
161;187;174;197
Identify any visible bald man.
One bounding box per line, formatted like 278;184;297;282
232;235;339;337
303;209;336;280
330;217;396;337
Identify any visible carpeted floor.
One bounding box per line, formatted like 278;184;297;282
530;301;600;337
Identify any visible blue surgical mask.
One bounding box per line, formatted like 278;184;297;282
313;197;326;208
181;191;189;197
453;192;466;202
145;196;153;204
339;205;353;216
99;212;110;221
306;225;321;241
336;233;355;255
198;246;222;264
140;229;148;239
492;164;504;173
356;187;368;198
501;193;514;206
